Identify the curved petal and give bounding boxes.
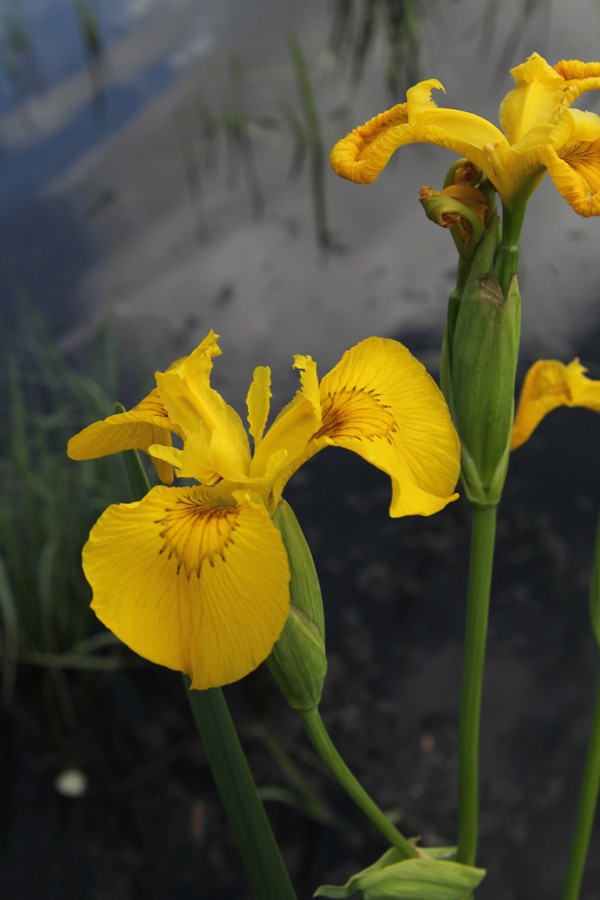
[304,338,460,516]
[67,387,179,484]
[330,80,505,187]
[329,102,410,184]
[553,59,600,108]
[542,109,600,216]
[500,53,568,143]
[84,485,290,689]
[511,359,600,450]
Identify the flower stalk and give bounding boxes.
[562,515,600,900]
[298,707,419,859]
[186,683,298,900]
[561,670,600,900]
[456,505,497,866]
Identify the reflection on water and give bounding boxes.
[0,0,599,407]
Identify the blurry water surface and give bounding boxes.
[1,0,599,407]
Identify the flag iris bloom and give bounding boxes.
[68,332,460,690]
[330,53,600,216]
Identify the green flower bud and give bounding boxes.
[419,184,487,259]
[268,500,327,711]
[449,273,521,507]
[443,157,483,189]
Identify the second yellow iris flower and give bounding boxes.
[330,53,600,216]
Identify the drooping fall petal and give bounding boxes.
[542,109,600,216]
[67,387,179,484]
[511,359,600,450]
[83,485,290,689]
[285,338,460,516]
[330,81,505,188]
[552,59,600,108]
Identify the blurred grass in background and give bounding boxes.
[0,306,134,716]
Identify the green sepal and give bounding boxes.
[451,273,520,507]
[314,850,486,899]
[268,500,327,711]
[590,514,600,651]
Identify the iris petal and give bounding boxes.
[500,54,567,143]
[156,333,252,482]
[312,337,460,516]
[553,59,600,107]
[246,366,272,449]
[84,485,290,689]
[67,387,178,484]
[330,83,505,188]
[511,359,600,450]
[250,356,322,501]
[543,109,600,216]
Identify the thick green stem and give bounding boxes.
[561,670,600,900]
[186,682,297,900]
[494,203,526,295]
[457,504,498,867]
[298,707,418,859]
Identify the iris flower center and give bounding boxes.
[157,488,239,577]
[316,388,397,443]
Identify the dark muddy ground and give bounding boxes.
[2,347,600,900]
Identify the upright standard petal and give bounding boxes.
[83,485,290,689]
[67,387,179,484]
[511,359,600,449]
[309,338,460,516]
[499,53,568,144]
[156,333,252,483]
[154,331,222,434]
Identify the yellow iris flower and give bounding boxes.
[511,358,600,450]
[68,331,460,690]
[330,53,600,216]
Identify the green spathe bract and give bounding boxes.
[268,500,327,710]
[450,273,521,507]
[314,851,486,899]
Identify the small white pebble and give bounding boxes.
[54,767,88,798]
